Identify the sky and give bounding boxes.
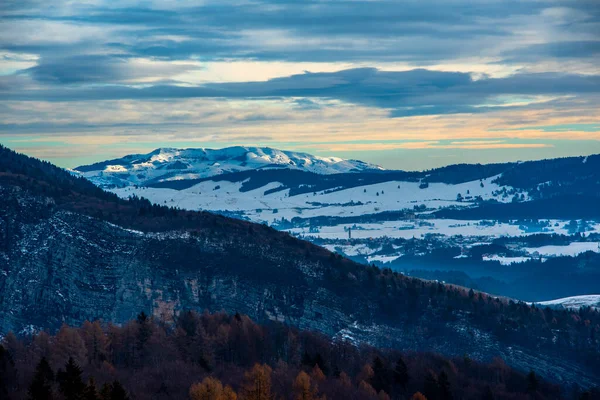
[0,0,599,170]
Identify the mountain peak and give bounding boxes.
[75,146,383,188]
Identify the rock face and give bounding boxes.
[1,145,600,387]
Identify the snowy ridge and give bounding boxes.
[76,146,383,188]
[535,295,600,309]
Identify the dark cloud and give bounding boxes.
[23,54,201,84]
[4,68,600,117]
[25,55,129,84]
[502,41,600,61]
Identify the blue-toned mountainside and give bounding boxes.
[1,144,600,387]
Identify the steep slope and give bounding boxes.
[75,146,382,188]
[1,145,600,387]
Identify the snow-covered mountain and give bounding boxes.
[536,295,600,310]
[75,146,383,188]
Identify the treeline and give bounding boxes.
[492,155,600,199]
[435,195,600,220]
[1,311,584,400]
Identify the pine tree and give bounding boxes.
[526,370,539,394]
[99,383,112,400]
[481,386,494,400]
[371,356,391,393]
[423,371,439,400]
[393,357,409,389]
[0,344,17,398]
[28,357,54,400]
[136,312,151,346]
[56,357,85,400]
[110,381,129,400]
[83,377,100,400]
[438,371,452,400]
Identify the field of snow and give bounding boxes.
[524,242,600,257]
[287,219,586,240]
[111,174,517,224]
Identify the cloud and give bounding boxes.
[299,140,554,152]
[3,0,598,66]
[502,41,600,62]
[5,68,600,118]
[24,55,202,84]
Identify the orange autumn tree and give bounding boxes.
[411,392,428,400]
[241,364,272,400]
[190,377,237,400]
[292,371,320,400]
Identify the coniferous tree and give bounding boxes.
[28,357,54,400]
[56,357,85,400]
[438,371,452,400]
[110,381,129,400]
[371,356,391,394]
[393,357,409,389]
[481,386,494,400]
[0,345,17,398]
[527,370,539,394]
[423,371,439,400]
[99,383,112,400]
[83,377,100,400]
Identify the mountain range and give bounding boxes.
[1,144,600,388]
[74,146,382,188]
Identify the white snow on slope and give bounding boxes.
[536,295,600,309]
[111,174,513,223]
[77,146,382,187]
[524,242,600,257]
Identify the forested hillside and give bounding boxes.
[1,311,578,400]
